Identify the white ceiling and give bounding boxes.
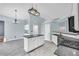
[0,3,73,21]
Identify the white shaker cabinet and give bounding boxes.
[24,35,44,52]
[52,35,58,45]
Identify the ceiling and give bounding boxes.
[0,3,73,21]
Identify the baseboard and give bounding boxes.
[4,37,24,42]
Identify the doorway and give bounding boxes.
[0,21,4,42]
[45,24,51,41]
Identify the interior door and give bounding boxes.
[33,25,38,35]
[45,24,51,41]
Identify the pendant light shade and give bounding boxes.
[28,7,40,16]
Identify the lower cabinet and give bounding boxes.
[24,36,44,52]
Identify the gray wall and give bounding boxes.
[5,18,26,41]
[51,17,69,33]
[0,15,27,41]
[29,14,45,35]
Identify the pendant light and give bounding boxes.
[28,4,40,16]
[14,9,18,24]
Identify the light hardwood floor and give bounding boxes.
[0,39,57,56]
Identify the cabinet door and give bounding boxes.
[28,36,44,52]
[24,38,29,52]
[52,35,57,45]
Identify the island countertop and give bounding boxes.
[24,34,44,38]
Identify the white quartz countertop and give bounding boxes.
[24,34,44,38]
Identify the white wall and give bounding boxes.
[72,4,79,30]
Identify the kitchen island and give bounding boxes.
[24,34,45,52]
